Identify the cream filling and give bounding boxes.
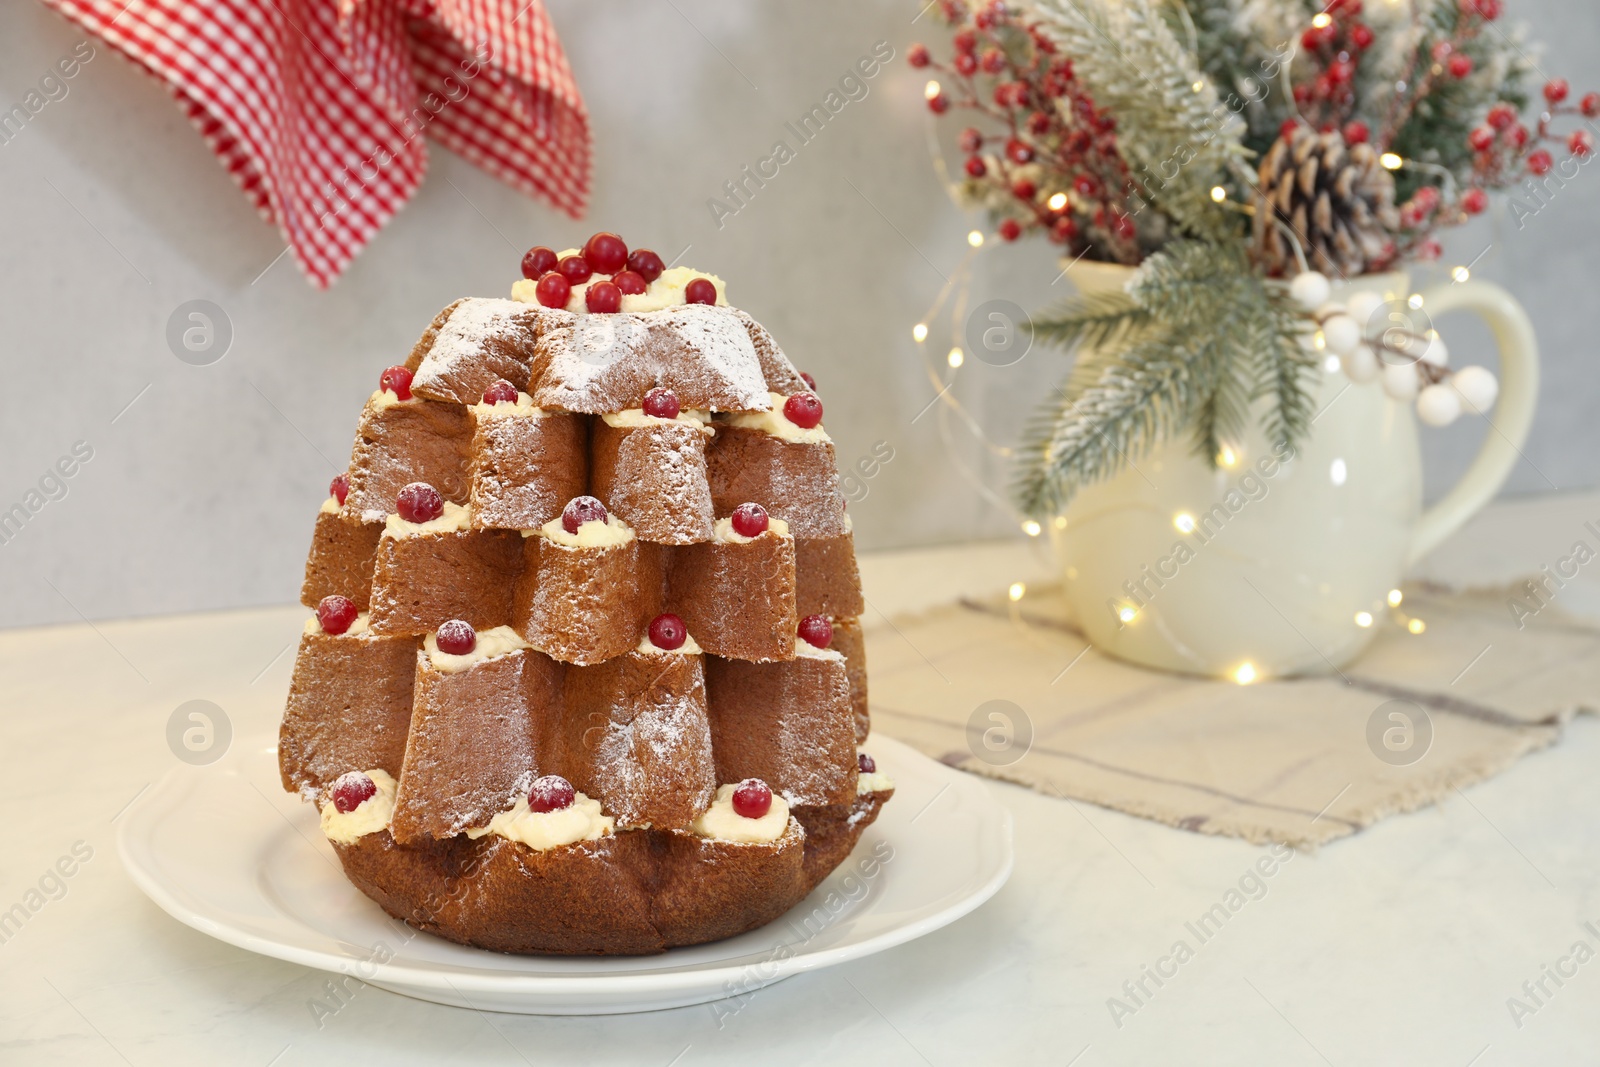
[384,501,471,539]
[467,792,614,851]
[510,262,727,315]
[319,769,397,844]
[724,392,831,444]
[540,514,635,548]
[320,496,340,515]
[424,625,529,673]
[304,612,372,638]
[638,630,704,656]
[856,748,894,795]
[601,407,711,429]
[858,770,895,795]
[469,392,542,418]
[370,388,405,411]
[794,640,844,662]
[690,783,790,844]
[712,514,791,545]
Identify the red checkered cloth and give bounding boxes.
[42,0,590,287]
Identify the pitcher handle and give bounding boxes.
[1406,280,1540,566]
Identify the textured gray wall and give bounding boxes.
[0,1,1595,628]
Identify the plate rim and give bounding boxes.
[117,734,1013,998]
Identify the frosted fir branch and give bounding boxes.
[1031,0,1248,241]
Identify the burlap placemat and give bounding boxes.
[866,582,1600,848]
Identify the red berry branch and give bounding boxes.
[910,0,1146,263]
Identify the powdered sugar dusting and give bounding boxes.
[414,299,573,404]
[530,304,774,414]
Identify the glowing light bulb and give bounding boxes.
[1387,589,1403,607]
[912,322,928,343]
[1022,519,1042,537]
[1408,618,1426,634]
[947,347,965,368]
[1174,512,1197,533]
[1210,185,1227,203]
[1324,354,1341,373]
[1053,515,1068,530]
[1452,266,1470,283]
[1192,80,1205,92]
[1218,445,1238,468]
[1408,293,1425,310]
[1118,605,1138,623]
[1008,582,1026,601]
[1234,662,1258,685]
[924,80,941,101]
[1355,611,1374,628]
[1380,152,1404,170]
[1311,12,1333,27]
[1047,192,1068,211]
[968,230,985,248]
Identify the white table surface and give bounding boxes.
[4,493,1600,1066]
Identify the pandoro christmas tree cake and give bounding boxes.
[279,233,893,956]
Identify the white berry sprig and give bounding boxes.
[1290,271,1499,427]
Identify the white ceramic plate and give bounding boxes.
[118,733,1012,1015]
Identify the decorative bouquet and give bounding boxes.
[909,0,1593,515]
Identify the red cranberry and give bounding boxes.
[1448,54,1473,79]
[999,218,1022,241]
[731,778,773,819]
[528,774,576,813]
[317,595,358,635]
[1461,188,1489,214]
[379,365,413,401]
[648,612,687,650]
[330,771,376,814]
[957,127,983,153]
[1571,130,1595,157]
[800,371,817,391]
[521,246,558,279]
[1012,177,1037,200]
[953,28,976,53]
[858,753,877,774]
[1343,121,1370,145]
[907,43,930,68]
[582,232,629,274]
[627,248,665,282]
[953,52,977,76]
[1545,78,1570,105]
[558,255,592,285]
[928,93,949,115]
[684,278,717,305]
[1468,126,1494,152]
[395,482,444,524]
[980,47,1006,74]
[436,619,477,655]
[1528,149,1554,176]
[783,392,823,429]
[798,614,833,649]
[964,156,987,178]
[329,473,350,506]
[730,502,769,538]
[1487,102,1517,130]
[586,280,622,314]
[535,272,572,309]
[1350,23,1374,49]
[613,269,647,295]
[1582,92,1600,118]
[1005,138,1034,164]
[482,379,518,405]
[642,387,680,420]
[562,495,607,534]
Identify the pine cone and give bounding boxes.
[1254,128,1400,278]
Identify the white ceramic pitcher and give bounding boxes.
[1052,262,1539,680]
